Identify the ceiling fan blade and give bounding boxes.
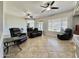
[29,16,34,20]
[27,13,30,16]
[41,2,50,8]
[30,16,33,19]
[41,9,46,13]
[50,1,55,6]
[40,5,48,8]
[46,2,50,7]
[51,7,59,9]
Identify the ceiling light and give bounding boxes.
[27,16,30,18]
[47,7,51,11]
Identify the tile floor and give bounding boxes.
[5,36,76,58]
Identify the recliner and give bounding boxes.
[57,28,73,40]
[27,28,42,38]
[9,28,27,43]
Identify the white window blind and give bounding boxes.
[48,18,68,32]
[37,22,43,31]
[26,20,35,28]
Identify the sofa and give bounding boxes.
[9,28,27,43]
[27,28,42,38]
[57,28,73,40]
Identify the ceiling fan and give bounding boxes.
[41,1,59,13]
[24,11,35,20]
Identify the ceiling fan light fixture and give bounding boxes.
[27,16,30,18]
[47,7,51,11]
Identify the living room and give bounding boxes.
[0,1,79,58]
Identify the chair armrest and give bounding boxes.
[21,33,26,35]
[19,33,26,36]
[38,31,42,32]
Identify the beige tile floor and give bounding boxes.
[5,36,76,58]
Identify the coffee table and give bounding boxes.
[3,37,22,55]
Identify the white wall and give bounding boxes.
[0,1,3,58]
[3,13,26,37]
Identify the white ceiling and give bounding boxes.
[5,1,76,19]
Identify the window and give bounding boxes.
[26,20,35,28]
[37,22,43,31]
[48,18,68,32]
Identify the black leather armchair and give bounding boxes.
[9,28,27,43]
[57,28,73,40]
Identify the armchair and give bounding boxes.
[27,28,42,38]
[57,28,73,40]
[9,28,27,43]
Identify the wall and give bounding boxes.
[3,13,26,37]
[0,1,3,58]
